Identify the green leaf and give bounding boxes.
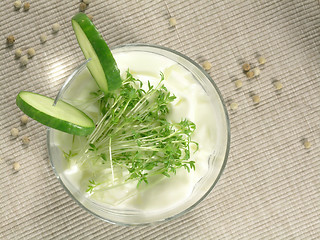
[100,153,107,161]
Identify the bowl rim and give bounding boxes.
[47,43,230,226]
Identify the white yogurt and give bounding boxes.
[55,50,216,212]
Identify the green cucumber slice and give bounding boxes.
[71,13,122,93]
[16,91,95,136]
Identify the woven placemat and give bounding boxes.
[0,0,319,239]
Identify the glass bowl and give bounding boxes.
[47,44,230,225]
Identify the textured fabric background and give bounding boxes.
[0,0,319,239]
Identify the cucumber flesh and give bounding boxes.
[72,13,122,93]
[16,91,95,136]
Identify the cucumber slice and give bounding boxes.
[71,13,122,93]
[16,91,95,136]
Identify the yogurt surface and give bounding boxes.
[54,50,217,212]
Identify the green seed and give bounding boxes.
[20,56,28,66]
[79,2,87,12]
[242,63,250,71]
[14,1,22,10]
[202,61,212,70]
[20,115,29,125]
[52,23,61,32]
[10,128,19,137]
[253,67,260,76]
[23,2,30,11]
[252,94,260,104]
[234,79,243,89]
[15,48,22,58]
[258,56,266,65]
[27,48,36,58]
[40,33,47,43]
[13,162,21,171]
[22,136,30,145]
[230,102,238,110]
[7,35,15,45]
[169,17,177,27]
[303,140,311,149]
[274,81,283,90]
[246,71,254,79]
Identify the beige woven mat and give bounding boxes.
[0,0,319,239]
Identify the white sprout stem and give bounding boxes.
[95,100,131,146]
[88,96,122,143]
[109,137,114,183]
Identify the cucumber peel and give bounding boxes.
[16,91,95,136]
[71,13,122,93]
